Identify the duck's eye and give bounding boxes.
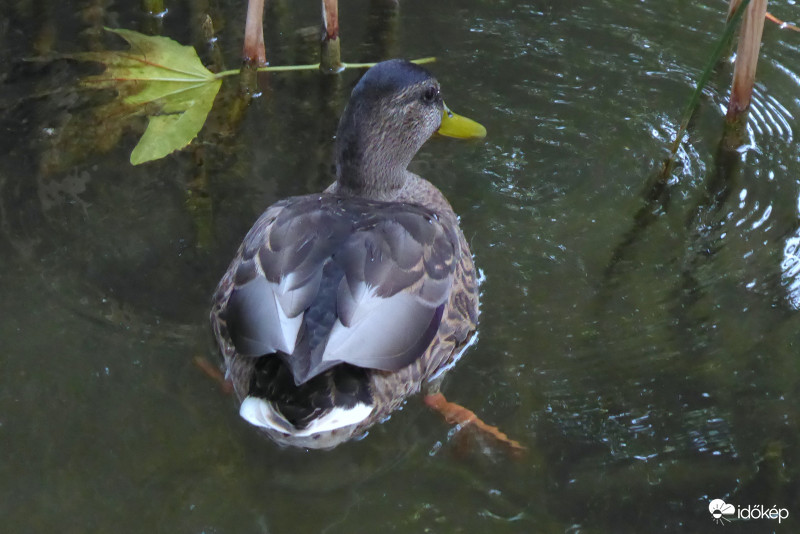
[421,86,439,105]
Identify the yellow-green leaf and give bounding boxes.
[78,28,221,165]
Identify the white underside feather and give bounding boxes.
[239,396,374,436]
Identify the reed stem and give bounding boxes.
[727,0,767,121]
[320,0,343,73]
[243,0,266,66]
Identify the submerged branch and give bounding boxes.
[601,2,752,280]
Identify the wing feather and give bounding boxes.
[218,195,459,384]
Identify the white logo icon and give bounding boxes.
[709,499,736,525]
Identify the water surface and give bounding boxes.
[2,1,799,532]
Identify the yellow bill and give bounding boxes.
[437,102,487,139]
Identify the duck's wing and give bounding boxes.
[218,195,459,385]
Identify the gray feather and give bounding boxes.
[325,283,437,371]
[219,194,459,384]
[225,276,302,356]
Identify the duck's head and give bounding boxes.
[335,59,486,196]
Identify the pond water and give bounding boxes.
[2,0,799,532]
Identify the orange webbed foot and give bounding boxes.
[193,356,234,394]
[424,393,526,458]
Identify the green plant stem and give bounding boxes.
[214,57,436,79]
[662,0,750,178]
[346,57,436,68]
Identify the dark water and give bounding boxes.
[2,1,799,532]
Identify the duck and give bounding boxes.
[210,59,486,449]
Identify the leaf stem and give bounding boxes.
[213,57,436,79]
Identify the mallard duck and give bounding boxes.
[210,59,486,449]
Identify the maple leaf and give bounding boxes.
[73,28,435,166]
[78,28,221,165]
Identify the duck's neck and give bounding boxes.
[333,105,417,199]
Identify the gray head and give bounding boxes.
[334,60,446,196]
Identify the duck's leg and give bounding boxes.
[423,392,526,457]
[193,356,234,394]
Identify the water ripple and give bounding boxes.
[717,84,795,143]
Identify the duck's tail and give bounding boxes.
[239,396,373,436]
[239,356,374,437]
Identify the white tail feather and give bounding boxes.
[239,396,373,437]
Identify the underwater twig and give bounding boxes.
[674,1,768,319]
[601,1,750,281]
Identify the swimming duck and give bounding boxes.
[210,59,486,449]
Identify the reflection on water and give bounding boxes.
[782,227,800,310]
[2,0,800,532]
